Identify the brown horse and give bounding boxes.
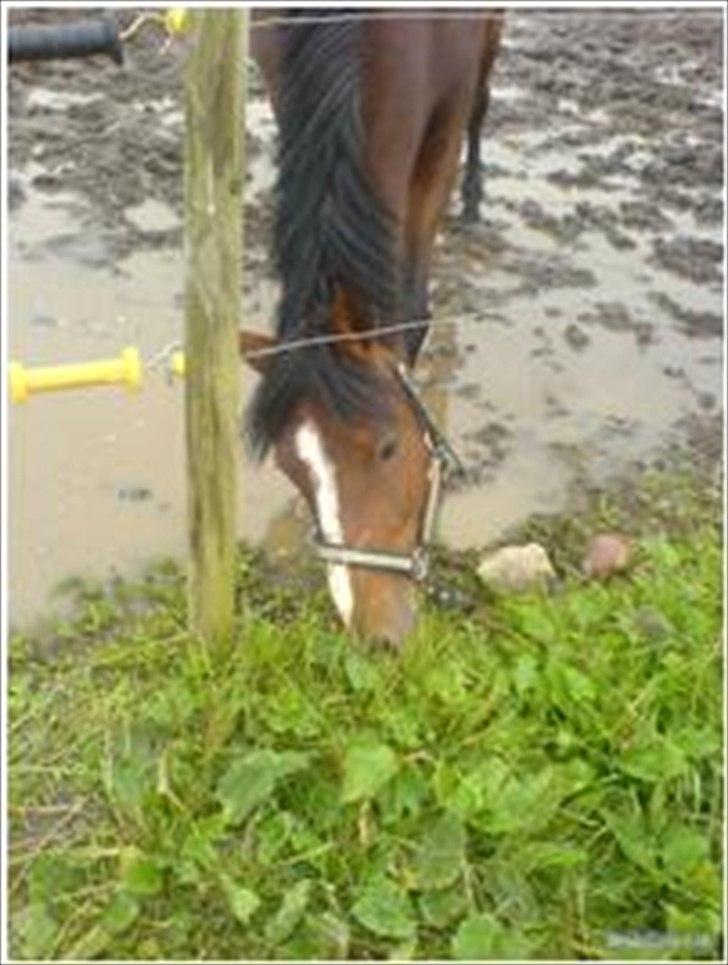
[242,9,503,646]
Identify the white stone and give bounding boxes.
[477,543,556,593]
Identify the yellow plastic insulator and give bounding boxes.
[9,347,142,404]
[165,8,192,37]
[170,350,186,378]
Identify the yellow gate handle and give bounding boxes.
[170,350,185,377]
[9,346,142,403]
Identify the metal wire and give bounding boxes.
[248,8,722,30]
[143,315,460,376]
[243,316,435,360]
[250,11,507,29]
[144,339,182,372]
[119,12,165,43]
[117,6,723,48]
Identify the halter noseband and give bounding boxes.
[312,363,464,582]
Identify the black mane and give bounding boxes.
[247,8,400,457]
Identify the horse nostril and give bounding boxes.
[366,632,404,652]
[377,434,398,462]
[355,600,415,651]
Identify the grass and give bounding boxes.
[7,469,724,961]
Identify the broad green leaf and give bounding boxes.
[452,912,531,960]
[665,902,721,937]
[384,706,423,748]
[557,757,597,792]
[522,841,588,871]
[645,538,681,569]
[105,738,155,816]
[452,913,530,962]
[418,886,468,929]
[179,820,221,877]
[546,658,595,707]
[64,924,114,961]
[65,895,139,963]
[18,902,57,960]
[344,651,381,693]
[100,890,140,934]
[388,938,417,960]
[621,735,687,783]
[256,810,295,863]
[561,664,596,703]
[447,773,485,819]
[341,740,398,803]
[431,761,462,808]
[265,879,312,945]
[220,876,260,924]
[481,864,539,921]
[351,877,416,940]
[379,766,429,821]
[486,765,564,835]
[423,665,466,702]
[277,931,326,960]
[516,608,556,642]
[675,725,719,761]
[119,846,163,897]
[569,589,610,626]
[218,749,309,824]
[29,852,81,905]
[684,860,722,907]
[432,758,494,818]
[606,811,658,871]
[308,912,350,958]
[412,811,466,889]
[452,913,502,960]
[664,904,721,956]
[511,653,539,696]
[264,688,320,738]
[661,825,709,877]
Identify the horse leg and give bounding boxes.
[460,82,489,224]
[461,12,504,225]
[403,98,471,363]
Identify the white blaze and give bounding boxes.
[294,421,354,627]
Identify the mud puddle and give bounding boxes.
[6,8,723,627]
[7,178,298,627]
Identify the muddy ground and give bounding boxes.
[6,7,724,626]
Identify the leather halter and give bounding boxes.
[312,363,464,582]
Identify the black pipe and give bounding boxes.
[7,19,123,66]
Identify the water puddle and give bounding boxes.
[8,247,294,627]
[125,197,180,233]
[7,86,723,628]
[26,88,103,112]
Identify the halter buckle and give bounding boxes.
[410,547,430,582]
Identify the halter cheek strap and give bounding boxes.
[311,363,464,582]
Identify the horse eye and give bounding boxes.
[378,436,397,461]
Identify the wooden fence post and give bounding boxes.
[183,9,246,651]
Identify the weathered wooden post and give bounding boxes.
[183,9,246,651]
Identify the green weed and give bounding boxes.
[7,473,723,960]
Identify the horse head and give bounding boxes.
[241,329,446,648]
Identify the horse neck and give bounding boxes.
[273,12,399,344]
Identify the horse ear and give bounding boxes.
[403,327,428,368]
[238,329,276,374]
[384,331,424,369]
